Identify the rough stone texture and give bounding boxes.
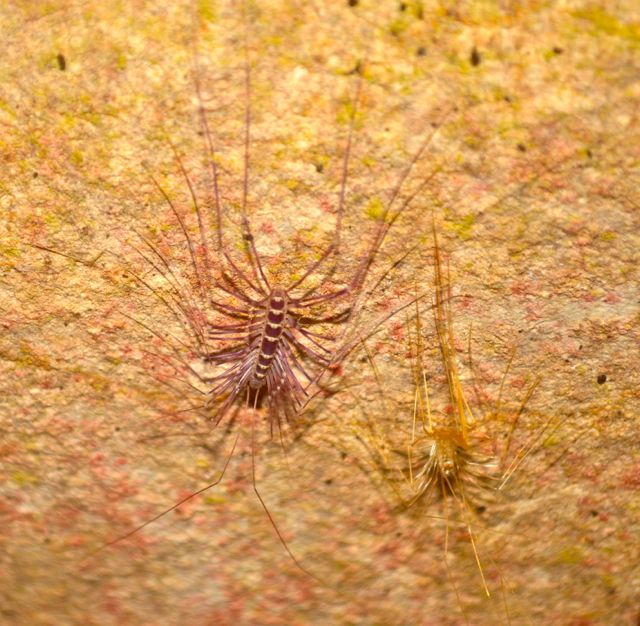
[1,1,639,625]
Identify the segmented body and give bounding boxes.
[408,427,495,501]
[201,275,335,422]
[249,289,287,389]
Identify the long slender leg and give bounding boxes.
[94,402,251,553]
[193,42,266,300]
[249,393,337,595]
[287,73,365,294]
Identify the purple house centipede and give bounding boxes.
[102,33,451,582]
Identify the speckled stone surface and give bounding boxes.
[1,1,639,625]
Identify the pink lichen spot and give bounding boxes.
[621,464,640,490]
[510,281,541,296]
[566,618,596,626]
[389,321,405,342]
[259,221,276,234]
[176,490,199,508]
[318,196,333,213]
[89,453,105,466]
[192,513,208,526]
[474,361,502,384]
[454,528,473,543]
[561,220,584,237]
[66,535,86,547]
[458,296,474,310]
[370,501,391,526]
[510,376,525,389]
[524,302,545,322]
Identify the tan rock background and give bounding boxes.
[1,1,639,624]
